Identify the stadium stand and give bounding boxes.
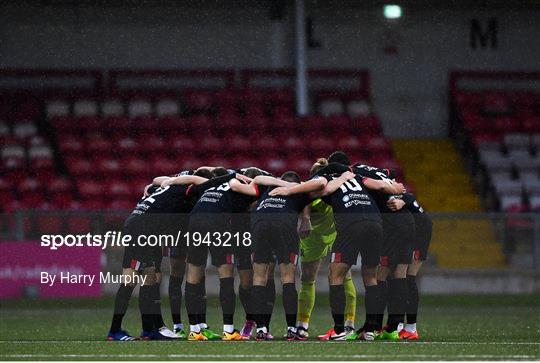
[450,71,540,213]
[1,68,406,220]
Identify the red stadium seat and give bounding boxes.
[183,89,215,111]
[116,136,139,155]
[241,88,266,106]
[308,136,334,156]
[123,157,148,177]
[511,91,538,109]
[363,136,393,158]
[108,199,134,210]
[494,116,522,133]
[272,114,298,134]
[245,114,268,131]
[483,91,511,115]
[269,88,294,106]
[521,114,540,133]
[159,116,187,133]
[109,180,132,199]
[325,115,352,134]
[150,157,179,175]
[140,135,166,154]
[337,135,362,153]
[87,133,113,156]
[97,158,122,177]
[262,156,287,175]
[273,104,295,119]
[104,116,131,131]
[58,135,85,156]
[217,112,242,133]
[455,91,484,108]
[283,136,306,154]
[77,180,105,200]
[66,158,94,177]
[188,115,214,135]
[167,135,196,157]
[254,136,279,156]
[354,116,383,135]
[215,88,238,107]
[179,157,202,171]
[19,177,45,208]
[288,158,313,176]
[227,135,251,155]
[77,116,102,132]
[200,136,223,156]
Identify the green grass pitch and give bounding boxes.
[1,294,539,361]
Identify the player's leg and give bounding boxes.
[378,215,414,340]
[264,261,276,337]
[400,259,421,340]
[401,216,432,340]
[328,261,351,340]
[357,221,383,341]
[280,262,302,340]
[139,265,167,339]
[215,248,241,340]
[343,269,357,330]
[251,262,271,340]
[375,264,390,331]
[184,248,209,341]
[298,234,333,340]
[250,221,275,341]
[297,259,320,335]
[237,250,256,339]
[107,267,137,341]
[169,256,186,338]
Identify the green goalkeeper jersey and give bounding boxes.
[301,198,337,246]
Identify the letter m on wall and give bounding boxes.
[470,18,498,49]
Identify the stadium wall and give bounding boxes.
[0,1,538,137]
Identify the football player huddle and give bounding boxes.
[106,150,432,342]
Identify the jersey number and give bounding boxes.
[145,186,170,204]
[339,178,363,192]
[217,183,231,191]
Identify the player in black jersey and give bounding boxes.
[149,167,218,338]
[106,171,212,341]
[328,151,416,340]
[387,193,432,340]
[180,168,262,341]
[230,166,276,339]
[270,166,405,341]
[246,171,311,341]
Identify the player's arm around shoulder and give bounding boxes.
[320,171,355,196]
[229,178,260,197]
[160,175,209,188]
[363,177,406,195]
[269,177,327,197]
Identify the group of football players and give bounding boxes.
[106,150,432,342]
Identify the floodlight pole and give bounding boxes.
[294,0,309,116]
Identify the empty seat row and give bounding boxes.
[455,90,540,115]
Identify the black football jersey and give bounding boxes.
[252,185,312,230]
[189,174,257,216]
[318,174,381,229]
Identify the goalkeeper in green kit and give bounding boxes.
[295,158,358,340]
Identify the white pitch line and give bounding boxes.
[2,354,538,359]
[1,340,539,345]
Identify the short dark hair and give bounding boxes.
[212,167,229,177]
[281,171,301,184]
[328,150,351,166]
[147,185,160,195]
[243,167,263,179]
[194,168,214,179]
